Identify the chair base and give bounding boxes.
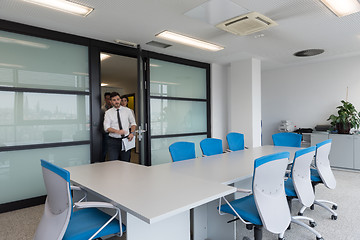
[299,199,338,219]
[279,216,323,240]
[244,224,263,240]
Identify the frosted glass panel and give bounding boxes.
[151,99,207,135]
[150,59,206,99]
[0,91,89,146]
[151,135,207,165]
[0,144,90,204]
[0,30,89,91]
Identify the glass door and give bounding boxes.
[147,57,210,165]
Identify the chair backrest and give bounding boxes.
[272,132,302,147]
[315,139,336,189]
[253,152,291,234]
[226,132,244,151]
[291,146,316,207]
[34,160,72,240]
[169,141,196,162]
[200,138,223,156]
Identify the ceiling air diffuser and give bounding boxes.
[216,12,277,36]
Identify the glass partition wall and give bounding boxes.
[149,59,210,165]
[0,30,90,206]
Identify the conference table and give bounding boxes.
[66,145,300,240]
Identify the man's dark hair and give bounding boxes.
[110,92,120,99]
[104,92,111,98]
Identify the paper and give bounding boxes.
[122,136,136,152]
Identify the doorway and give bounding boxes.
[100,52,140,164]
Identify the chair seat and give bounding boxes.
[311,169,322,183]
[284,178,297,197]
[63,208,126,240]
[219,195,262,226]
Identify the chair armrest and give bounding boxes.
[74,201,118,210]
[74,201,124,238]
[71,185,87,204]
[236,188,252,193]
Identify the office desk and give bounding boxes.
[66,145,300,240]
[66,161,235,240]
[153,145,300,240]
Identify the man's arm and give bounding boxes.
[128,125,136,141]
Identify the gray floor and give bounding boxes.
[1,169,359,240]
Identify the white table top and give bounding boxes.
[66,145,300,224]
[153,145,301,185]
[66,161,236,224]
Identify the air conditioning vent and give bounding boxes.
[216,12,277,36]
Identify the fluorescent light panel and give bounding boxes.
[156,31,224,51]
[320,0,360,17]
[23,0,93,17]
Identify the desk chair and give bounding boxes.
[226,132,245,151]
[34,160,125,240]
[272,132,302,147]
[200,138,223,156]
[218,152,291,240]
[169,141,196,162]
[299,139,338,220]
[281,147,323,240]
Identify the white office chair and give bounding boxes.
[34,160,125,240]
[218,152,291,240]
[299,139,338,219]
[280,146,323,240]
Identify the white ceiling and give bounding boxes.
[1,0,360,71]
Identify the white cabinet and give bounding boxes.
[311,133,329,146]
[311,133,359,170]
[353,135,360,170]
[329,134,354,169]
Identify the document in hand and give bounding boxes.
[122,136,136,152]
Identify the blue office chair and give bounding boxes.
[34,160,126,240]
[299,139,338,220]
[272,132,302,147]
[226,132,245,151]
[200,138,223,156]
[169,141,196,162]
[281,147,323,240]
[218,152,291,240]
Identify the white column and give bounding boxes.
[211,63,229,149]
[228,58,261,147]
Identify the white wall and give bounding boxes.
[211,63,228,149]
[262,55,360,145]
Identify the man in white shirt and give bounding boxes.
[104,92,136,162]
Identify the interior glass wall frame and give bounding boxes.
[0,22,92,211]
[146,52,210,165]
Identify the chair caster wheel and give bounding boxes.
[278,238,285,240]
[316,237,324,240]
[332,205,337,210]
[310,205,314,210]
[331,215,337,220]
[298,212,303,216]
[309,221,317,228]
[243,237,251,240]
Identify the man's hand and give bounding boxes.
[128,133,134,141]
[117,129,126,135]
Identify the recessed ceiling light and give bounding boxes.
[156,31,224,52]
[293,49,324,57]
[100,53,111,61]
[23,0,94,17]
[101,83,108,86]
[320,0,360,17]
